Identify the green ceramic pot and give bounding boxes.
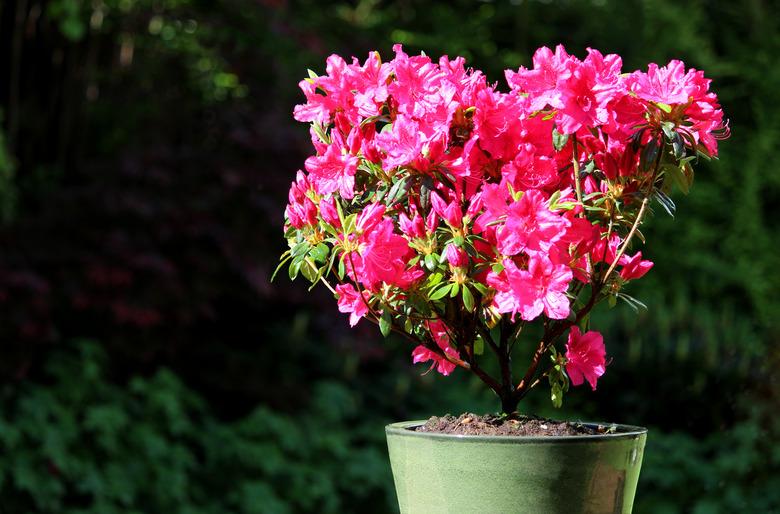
[386,420,647,514]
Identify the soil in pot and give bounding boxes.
[415,412,610,437]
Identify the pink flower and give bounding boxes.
[294,54,357,124]
[619,251,654,280]
[628,60,693,105]
[398,211,427,239]
[503,154,559,191]
[487,256,572,321]
[359,218,413,287]
[556,49,623,134]
[335,283,370,327]
[285,171,317,228]
[304,133,359,199]
[351,51,392,118]
[519,255,573,320]
[388,44,446,119]
[376,114,428,170]
[430,193,463,228]
[565,326,606,390]
[497,190,570,256]
[474,88,523,161]
[411,320,459,375]
[505,44,572,111]
[356,202,386,233]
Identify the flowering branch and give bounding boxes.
[602,196,651,284]
[279,44,728,414]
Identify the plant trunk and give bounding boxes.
[500,392,519,415]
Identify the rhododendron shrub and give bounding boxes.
[277,45,728,414]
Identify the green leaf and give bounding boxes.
[271,254,293,282]
[450,283,460,297]
[662,164,689,195]
[291,241,310,259]
[671,132,685,160]
[552,127,569,151]
[288,261,301,281]
[343,214,357,235]
[312,122,330,144]
[379,311,392,337]
[473,336,484,356]
[424,253,438,271]
[386,177,408,205]
[309,243,330,264]
[429,284,452,301]
[427,272,444,288]
[472,282,488,295]
[462,286,475,312]
[640,139,659,172]
[661,121,676,140]
[491,263,504,274]
[550,383,563,408]
[617,293,648,312]
[654,189,676,217]
[300,259,318,283]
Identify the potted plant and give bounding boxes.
[276,44,727,513]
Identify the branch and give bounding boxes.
[601,196,650,284]
[571,136,593,274]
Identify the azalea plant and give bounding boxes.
[276,45,727,414]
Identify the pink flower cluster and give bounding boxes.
[284,45,726,393]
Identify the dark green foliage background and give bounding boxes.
[0,0,778,512]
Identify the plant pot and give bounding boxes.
[386,420,647,514]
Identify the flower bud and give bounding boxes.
[319,197,341,227]
[444,243,469,268]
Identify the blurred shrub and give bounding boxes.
[1,340,777,513]
[0,123,16,223]
[0,341,395,513]
[636,398,780,514]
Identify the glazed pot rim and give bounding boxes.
[386,420,647,443]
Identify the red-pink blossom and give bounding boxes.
[505,45,572,111]
[304,133,359,199]
[628,60,693,105]
[503,154,559,191]
[359,218,413,287]
[285,171,318,228]
[487,256,572,321]
[565,326,606,390]
[335,283,370,327]
[619,251,654,280]
[497,190,570,256]
[376,115,429,170]
[556,49,623,134]
[411,320,459,375]
[430,193,463,228]
[356,203,386,233]
[474,88,524,161]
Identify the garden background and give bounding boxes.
[0,0,778,512]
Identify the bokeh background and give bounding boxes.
[1,0,778,512]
